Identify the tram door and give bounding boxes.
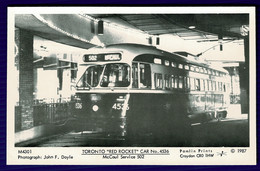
[132,62,151,89]
[129,62,152,136]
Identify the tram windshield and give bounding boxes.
[76,65,104,88]
[76,63,130,88]
[101,63,130,87]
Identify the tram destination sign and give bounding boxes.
[83,53,121,62]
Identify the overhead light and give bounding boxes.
[148,37,152,45]
[156,37,160,45]
[189,26,196,29]
[220,44,223,51]
[90,20,95,34]
[218,34,223,51]
[97,20,104,35]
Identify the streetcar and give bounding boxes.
[73,43,230,145]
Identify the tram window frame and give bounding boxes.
[204,68,208,74]
[199,67,204,73]
[184,64,189,70]
[165,60,170,66]
[212,81,216,91]
[204,80,209,91]
[100,63,131,88]
[195,79,200,91]
[223,83,226,92]
[184,76,190,90]
[218,82,223,91]
[200,79,205,91]
[132,63,138,88]
[164,74,171,90]
[190,77,195,90]
[171,75,177,89]
[77,65,104,88]
[171,62,177,67]
[208,80,212,91]
[154,73,163,89]
[154,58,162,64]
[178,64,183,69]
[178,76,183,89]
[170,75,174,88]
[187,77,190,90]
[139,63,152,89]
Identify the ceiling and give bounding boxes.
[15,14,95,50]
[89,14,249,41]
[15,14,249,50]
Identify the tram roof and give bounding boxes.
[84,43,228,73]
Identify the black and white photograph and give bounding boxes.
[7,7,256,165]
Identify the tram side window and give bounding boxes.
[184,76,190,90]
[204,80,208,91]
[218,82,223,91]
[190,78,195,90]
[208,80,212,91]
[178,76,183,89]
[212,81,216,91]
[200,79,205,91]
[154,73,163,89]
[164,74,171,90]
[178,64,183,69]
[203,68,208,74]
[199,67,204,73]
[139,63,151,88]
[172,62,177,67]
[132,63,138,88]
[195,79,200,91]
[171,75,177,89]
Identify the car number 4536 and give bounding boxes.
[112,103,129,110]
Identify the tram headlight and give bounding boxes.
[90,94,101,101]
[92,105,99,112]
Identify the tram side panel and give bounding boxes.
[126,92,154,138]
[127,92,190,144]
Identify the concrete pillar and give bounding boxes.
[239,35,249,114]
[16,28,34,130]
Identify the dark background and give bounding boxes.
[0,0,259,170]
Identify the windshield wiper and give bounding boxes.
[85,81,93,89]
[98,65,107,86]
